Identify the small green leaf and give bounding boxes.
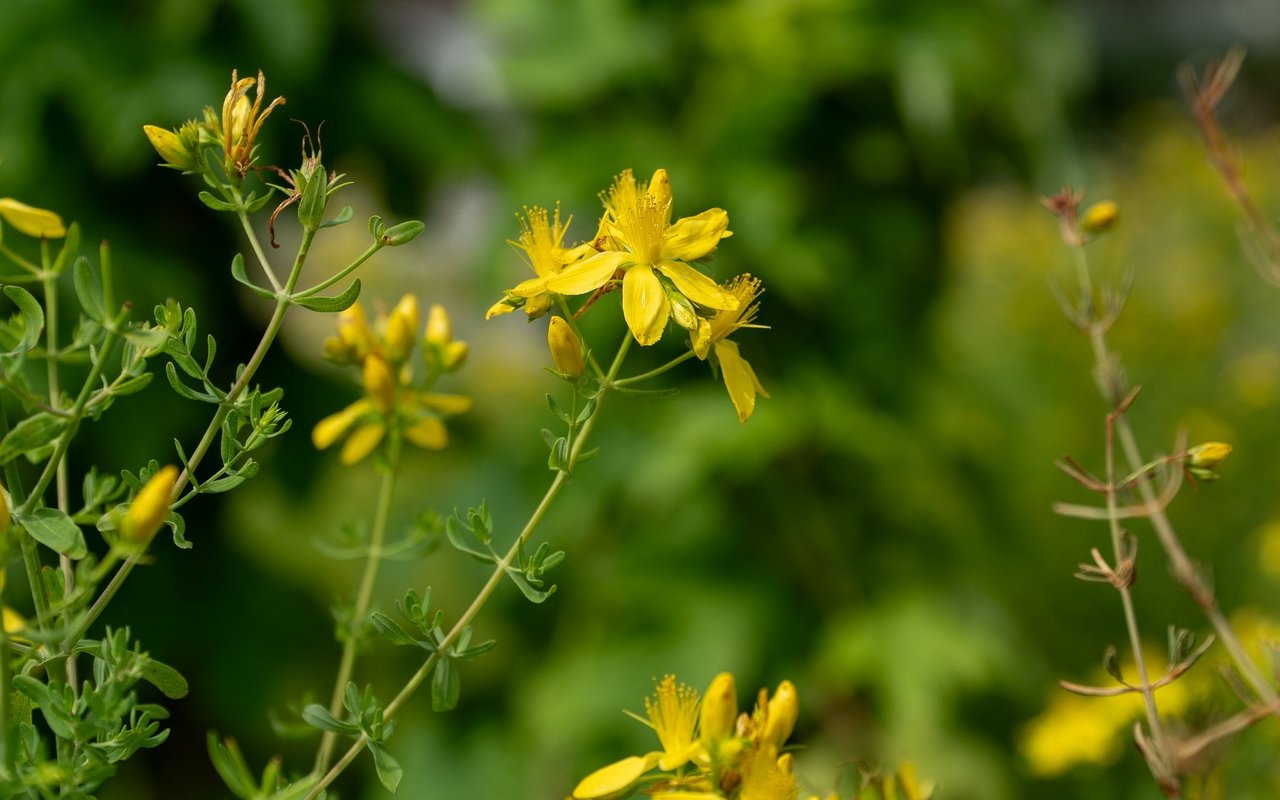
[3,284,44,354]
[208,733,258,800]
[112,372,154,396]
[197,191,237,212]
[19,507,88,559]
[0,412,67,464]
[73,256,104,323]
[230,253,276,300]
[369,742,403,793]
[141,659,190,699]
[200,474,248,494]
[454,639,497,661]
[370,612,423,648]
[51,222,81,276]
[297,166,328,231]
[301,704,361,736]
[505,569,556,604]
[319,205,354,229]
[294,279,361,313]
[368,214,385,239]
[166,362,218,403]
[243,189,276,214]
[431,658,460,712]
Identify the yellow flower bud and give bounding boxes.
[425,303,452,346]
[443,340,469,371]
[384,294,420,362]
[229,93,252,144]
[120,466,179,544]
[1188,441,1232,469]
[404,416,447,450]
[647,168,672,209]
[547,316,584,378]
[761,680,798,749]
[699,672,737,744]
[363,354,397,414]
[1081,200,1119,234]
[143,125,196,170]
[485,298,517,319]
[0,198,66,239]
[336,304,374,361]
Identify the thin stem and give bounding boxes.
[313,450,399,774]
[614,349,696,387]
[294,242,381,299]
[233,187,283,294]
[305,334,634,798]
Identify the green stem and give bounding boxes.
[64,228,316,649]
[313,447,400,774]
[294,242,381,299]
[613,349,696,387]
[233,187,282,294]
[0,242,40,275]
[305,334,633,798]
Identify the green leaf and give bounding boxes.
[18,507,88,559]
[301,704,360,736]
[52,222,81,276]
[369,742,404,793]
[0,412,67,464]
[370,612,424,648]
[165,362,218,403]
[319,205,354,229]
[505,568,556,604]
[454,639,497,661]
[612,385,680,399]
[368,214,385,239]
[243,189,276,214]
[547,436,569,472]
[230,253,276,300]
[197,191,237,212]
[3,284,44,354]
[294,279,361,313]
[200,474,248,494]
[112,372,154,397]
[73,256,104,323]
[208,733,258,800]
[123,325,169,351]
[297,166,328,231]
[140,658,189,699]
[431,659,460,712]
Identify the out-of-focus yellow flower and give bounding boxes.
[1257,519,1280,578]
[0,198,66,239]
[511,169,738,346]
[488,205,594,320]
[574,673,802,800]
[547,316,584,378]
[313,296,471,466]
[692,275,768,423]
[120,466,179,544]
[1187,441,1232,469]
[210,69,285,178]
[1080,200,1119,234]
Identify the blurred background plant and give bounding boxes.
[5,0,1280,797]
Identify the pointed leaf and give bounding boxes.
[0,412,66,464]
[230,253,276,299]
[294,279,361,313]
[369,741,404,793]
[301,704,361,736]
[73,256,104,323]
[319,205,354,229]
[17,507,88,559]
[3,284,44,354]
[197,191,237,212]
[431,658,460,711]
[140,658,189,699]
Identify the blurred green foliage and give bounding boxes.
[6,0,1280,797]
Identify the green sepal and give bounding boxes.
[297,165,328,231]
[230,253,276,299]
[294,279,361,313]
[3,284,44,354]
[0,412,67,464]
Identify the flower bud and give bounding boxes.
[1188,441,1232,469]
[384,294,420,363]
[0,198,66,239]
[761,680,798,749]
[547,316,584,378]
[336,304,374,362]
[143,125,196,171]
[381,220,425,247]
[363,354,397,414]
[120,466,179,544]
[425,304,452,346]
[1081,200,1119,234]
[443,340,469,371]
[699,672,737,744]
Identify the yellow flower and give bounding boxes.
[738,749,799,800]
[514,169,738,346]
[1080,200,1119,234]
[1187,441,1232,469]
[699,672,738,745]
[692,275,768,423]
[120,466,179,544]
[0,198,66,239]
[313,297,471,466]
[142,123,199,171]
[488,205,593,320]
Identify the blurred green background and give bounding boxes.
[5,0,1280,797]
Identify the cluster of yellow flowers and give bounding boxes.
[312,296,471,465]
[572,673,800,800]
[143,69,285,179]
[489,169,768,423]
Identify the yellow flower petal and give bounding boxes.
[544,250,632,296]
[312,400,373,449]
[715,340,768,423]
[363,355,397,414]
[572,754,660,799]
[0,198,66,239]
[120,466,179,544]
[3,607,25,636]
[622,264,670,346]
[341,423,385,465]
[404,416,447,449]
[658,260,738,311]
[661,208,730,262]
[485,299,517,319]
[415,392,473,415]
